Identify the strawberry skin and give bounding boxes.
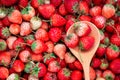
[90,6,102,17]
[43,72,57,80]
[50,0,62,7]
[0,67,9,79]
[71,70,83,80]
[19,0,28,8]
[31,0,43,8]
[1,0,17,6]
[110,34,120,46]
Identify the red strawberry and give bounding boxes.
[32,63,47,78]
[0,39,7,51]
[8,9,22,24]
[0,67,9,79]
[110,34,120,46]
[59,4,68,16]
[13,60,25,72]
[65,14,76,20]
[64,33,79,48]
[0,51,11,66]
[43,72,57,80]
[21,6,35,21]
[57,58,67,68]
[38,4,55,19]
[24,34,35,45]
[106,44,119,60]
[57,68,71,80]
[9,24,20,35]
[96,69,102,78]
[65,19,75,32]
[92,16,106,29]
[71,70,83,80]
[19,0,28,8]
[31,40,47,54]
[64,0,79,14]
[74,60,83,70]
[48,60,61,72]
[35,28,49,42]
[90,67,96,80]
[103,70,115,80]
[50,0,62,7]
[68,62,76,70]
[91,58,101,68]
[105,25,114,33]
[41,21,49,31]
[31,53,43,62]
[92,0,103,5]
[45,41,54,53]
[54,43,66,59]
[100,59,109,70]
[7,73,20,80]
[64,52,76,63]
[51,14,67,27]
[49,27,62,42]
[1,0,17,6]
[102,4,115,18]
[0,27,11,39]
[79,36,94,51]
[115,24,120,35]
[79,15,91,22]
[2,16,11,26]
[74,22,91,37]
[90,6,102,17]
[31,0,43,8]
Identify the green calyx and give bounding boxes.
[38,0,44,4]
[104,37,110,46]
[0,7,8,14]
[21,6,31,14]
[31,63,40,77]
[2,27,11,38]
[99,44,107,48]
[0,41,6,51]
[63,68,71,77]
[109,44,119,52]
[8,7,14,16]
[105,4,115,10]
[72,2,79,13]
[105,75,113,80]
[24,35,35,42]
[24,61,35,73]
[79,42,84,50]
[31,41,37,51]
[14,74,20,80]
[43,53,56,63]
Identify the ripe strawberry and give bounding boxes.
[0,39,7,51]
[9,24,20,35]
[31,40,47,54]
[71,70,83,80]
[31,53,43,62]
[105,25,114,33]
[7,73,20,80]
[106,44,119,60]
[31,0,43,8]
[79,0,89,14]
[110,34,120,46]
[96,69,102,78]
[19,0,28,8]
[92,0,103,5]
[35,28,49,42]
[0,7,8,19]
[103,70,115,80]
[65,14,76,20]
[68,62,76,70]
[24,34,35,45]
[54,43,66,59]
[115,24,120,35]
[48,60,61,72]
[45,41,54,53]
[20,22,32,36]
[38,4,55,19]
[0,27,11,39]
[21,6,35,21]
[90,67,96,80]
[13,60,25,72]
[59,4,68,16]
[74,22,91,37]
[41,21,49,31]
[0,20,4,27]
[57,68,71,80]
[79,36,94,51]
[92,16,106,29]
[65,19,75,32]
[90,6,102,17]
[49,27,62,42]
[2,16,11,26]
[100,58,109,70]
[31,63,47,78]
[64,52,76,63]
[8,9,22,24]
[1,0,17,6]
[28,75,39,80]
[50,0,62,7]
[64,33,79,48]
[74,60,83,70]
[79,15,91,22]
[0,51,11,66]
[91,58,101,68]
[0,67,9,79]
[102,4,115,18]
[57,58,67,68]
[96,44,106,57]
[30,16,42,30]
[43,72,57,80]
[64,0,79,14]
[51,14,67,27]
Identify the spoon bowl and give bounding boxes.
[66,21,100,80]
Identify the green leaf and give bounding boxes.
[21,6,31,14]
[31,63,40,77]
[14,74,19,80]
[31,41,37,51]
[116,11,120,16]
[24,61,35,73]
[38,0,44,4]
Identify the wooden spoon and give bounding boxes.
[66,21,100,80]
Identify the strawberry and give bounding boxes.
[53,43,66,59]
[31,40,47,54]
[41,21,49,31]
[103,70,115,80]
[0,20,4,27]
[21,6,35,21]
[49,27,62,42]
[48,60,61,72]
[64,33,79,48]
[92,16,106,29]
[2,16,11,26]
[24,61,35,73]
[102,4,115,18]
[79,15,91,22]
[38,4,55,19]
[30,16,42,30]
[74,60,83,70]
[31,63,47,78]
[13,60,25,72]
[100,58,109,70]
[31,53,43,62]
[45,41,54,53]
[64,52,76,63]
[31,0,43,8]
[71,70,83,80]
[96,77,105,80]
[51,14,67,27]
[57,68,71,80]
[20,22,32,36]
[59,4,68,16]
[19,0,28,8]
[96,44,106,57]
[68,62,76,70]
[1,0,17,6]
[79,0,89,14]
[110,34,120,46]
[24,34,35,45]
[43,72,57,80]
[50,0,62,7]
[28,75,39,80]
[105,25,114,33]
[64,0,79,14]
[0,27,11,39]
[35,28,49,42]
[115,24,120,35]
[74,22,91,37]
[0,51,11,66]
[0,67,9,79]
[9,24,20,35]
[8,9,22,24]
[96,69,102,78]
[92,0,103,5]
[90,6,102,17]
[65,19,75,32]
[90,67,96,80]
[57,58,67,68]
[0,7,8,19]
[79,36,95,51]
[0,39,7,51]
[106,44,119,60]
[6,73,20,80]
[91,58,101,68]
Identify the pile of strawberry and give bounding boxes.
[0,0,120,80]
